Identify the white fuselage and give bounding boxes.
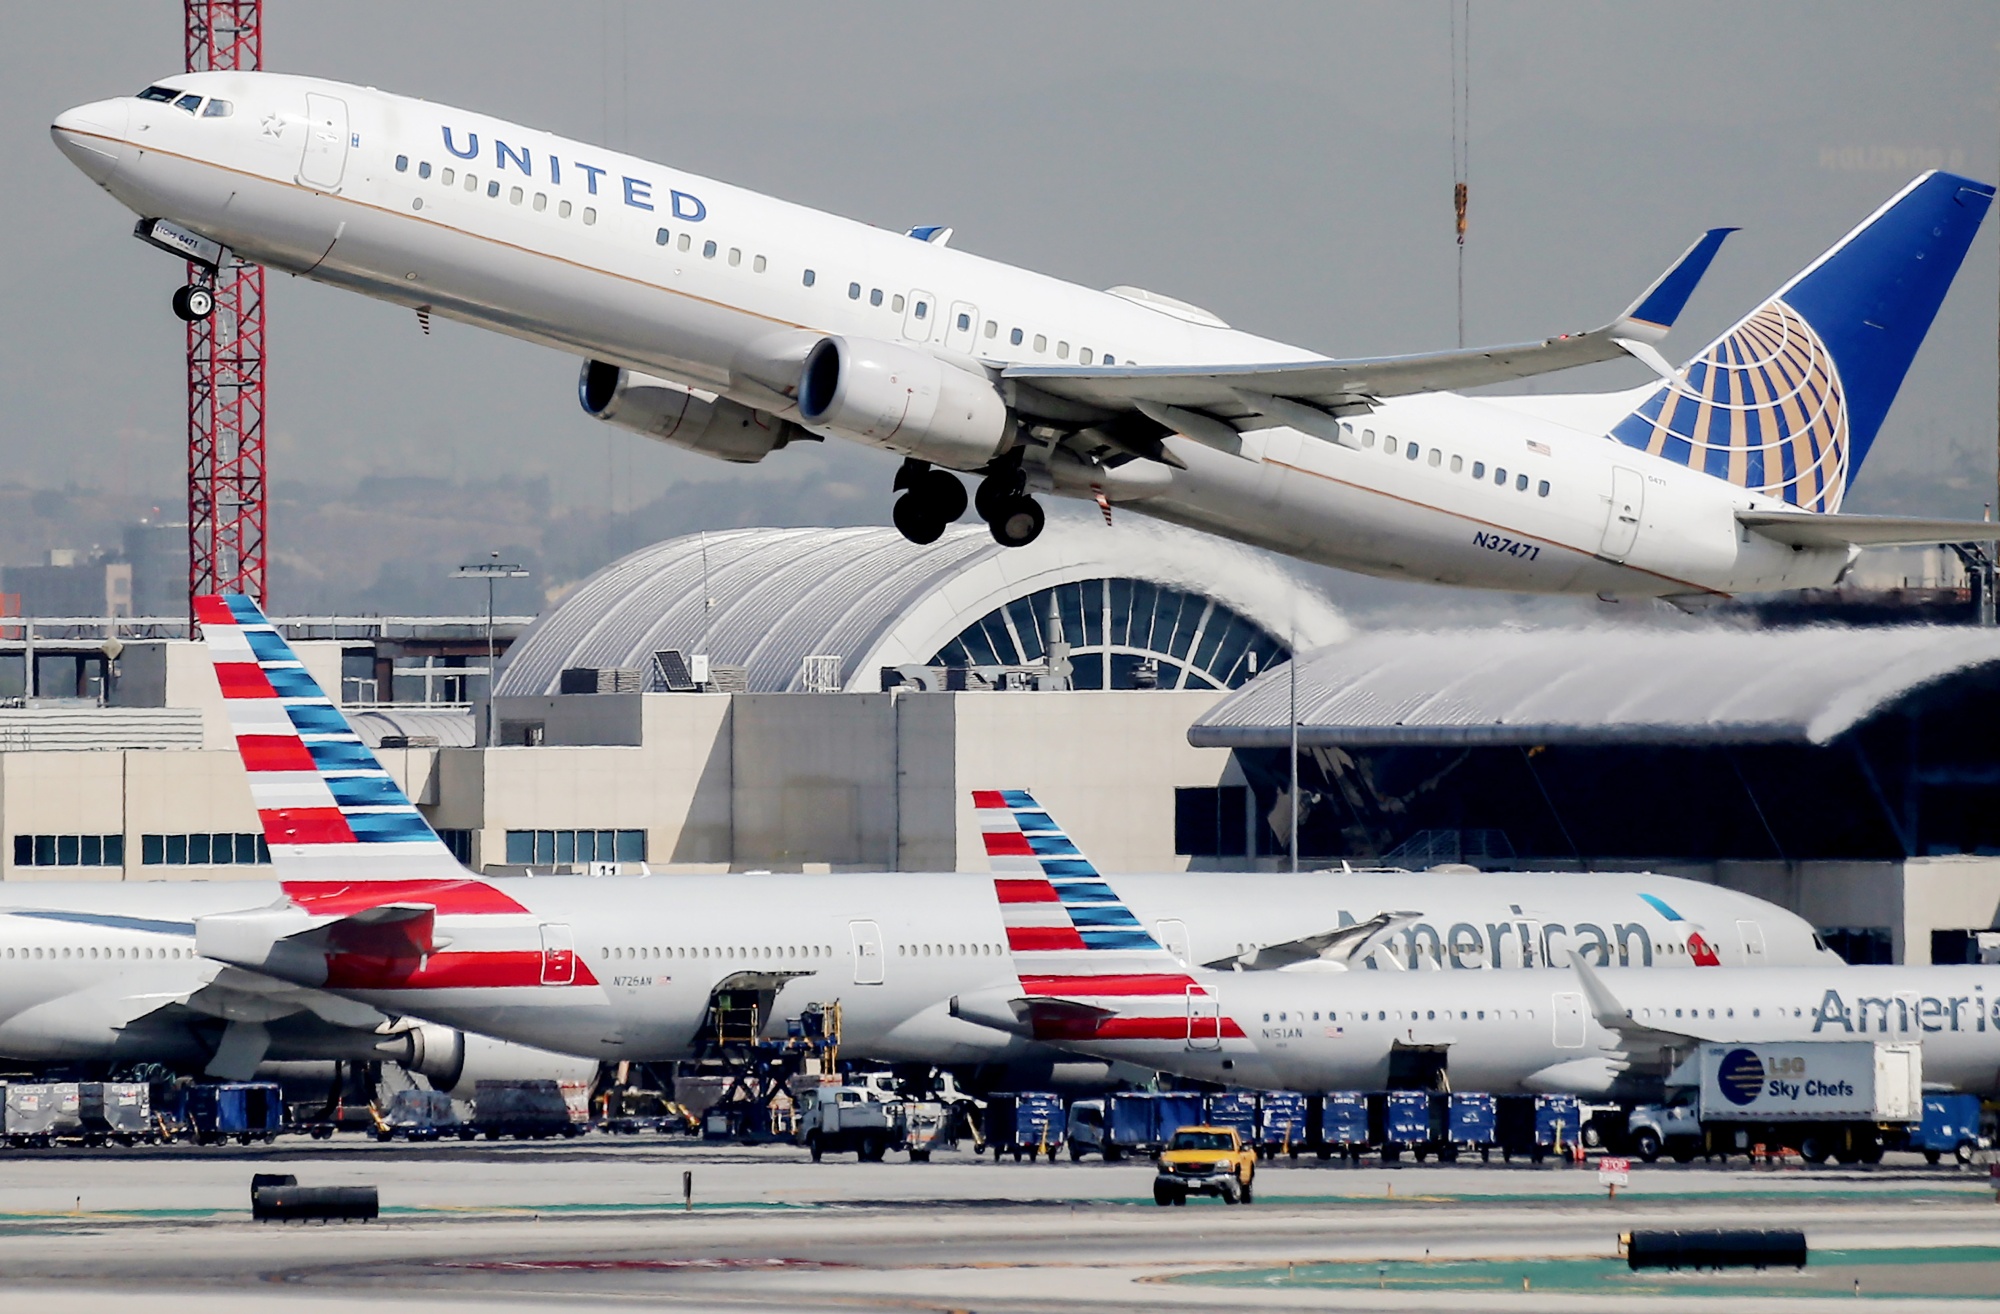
[1056,964,2000,1099]
[3,870,1832,1067]
[51,72,1851,599]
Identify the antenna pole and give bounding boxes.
[1288,628,1300,874]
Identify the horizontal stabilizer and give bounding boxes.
[196,900,442,986]
[1739,509,1999,550]
[1202,910,1419,971]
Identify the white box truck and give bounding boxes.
[1629,1041,1922,1165]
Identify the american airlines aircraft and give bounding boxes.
[49,73,1997,601]
[960,796,2000,1099]
[151,595,1834,1079]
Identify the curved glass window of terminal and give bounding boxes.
[929,579,1285,690]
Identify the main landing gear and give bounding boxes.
[889,459,1047,549]
[171,283,215,322]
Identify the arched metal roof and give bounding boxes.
[1189,625,2000,748]
[497,513,1347,695]
[349,707,476,748]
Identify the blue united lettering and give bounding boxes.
[436,126,706,221]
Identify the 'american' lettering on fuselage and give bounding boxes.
[1813,987,1998,1034]
[438,126,706,221]
[1344,916,1663,969]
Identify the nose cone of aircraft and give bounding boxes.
[52,98,131,184]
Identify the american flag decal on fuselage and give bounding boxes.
[975,789,1243,1042]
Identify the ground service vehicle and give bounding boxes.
[1628,1042,1921,1164]
[182,1082,283,1145]
[1154,1127,1257,1206]
[374,1088,470,1142]
[800,1085,903,1162]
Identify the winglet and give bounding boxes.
[1567,948,1633,1029]
[1618,227,1736,338]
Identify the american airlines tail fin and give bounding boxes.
[197,594,466,881]
[967,789,1240,1042]
[1610,171,1994,513]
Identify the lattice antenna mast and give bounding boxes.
[184,1,267,622]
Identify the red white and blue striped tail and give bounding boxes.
[973,789,1242,1042]
[198,594,465,880]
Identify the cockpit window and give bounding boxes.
[174,93,203,115]
[137,85,180,102]
[202,99,234,118]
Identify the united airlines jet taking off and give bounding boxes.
[52,73,1996,600]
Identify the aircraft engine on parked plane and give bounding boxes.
[392,1024,598,1100]
[579,360,800,463]
[797,335,1015,468]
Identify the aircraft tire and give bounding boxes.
[892,493,947,545]
[988,496,1044,548]
[172,284,214,322]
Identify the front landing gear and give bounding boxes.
[171,283,215,322]
[975,466,1044,548]
[890,460,968,546]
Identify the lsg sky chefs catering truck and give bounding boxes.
[1628,1043,1921,1165]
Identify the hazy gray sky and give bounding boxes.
[5,2,1997,529]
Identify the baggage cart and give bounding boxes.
[79,1082,152,1145]
[1257,1091,1309,1159]
[472,1079,580,1140]
[985,1092,1064,1162]
[185,1082,284,1145]
[1204,1091,1258,1144]
[1447,1091,1496,1162]
[1317,1091,1370,1160]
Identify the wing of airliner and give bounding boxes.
[1004,228,1735,427]
[1201,910,1420,971]
[1567,950,1730,1054]
[1738,510,2000,550]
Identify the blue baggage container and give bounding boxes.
[1153,1092,1205,1143]
[1448,1092,1497,1145]
[185,1082,283,1144]
[1320,1091,1369,1149]
[1105,1093,1156,1151]
[985,1091,1064,1160]
[1258,1091,1309,1154]
[1911,1094,1980,1162]
[1205,1091,1257,1142]
[1535,1095,1583,1151]
[1383,1090,1433,1147]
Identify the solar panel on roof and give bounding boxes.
[653,649,696,692]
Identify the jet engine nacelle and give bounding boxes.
[797,336,1013,468]
[396,1024,600,1101]
[579,360,798,464]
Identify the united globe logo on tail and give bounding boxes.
[1610,299,1848,513]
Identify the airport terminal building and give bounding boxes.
[0,519,1994,965]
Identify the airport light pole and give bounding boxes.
[454,554,529,746]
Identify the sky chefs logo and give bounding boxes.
[440,127,706,221]
[1715,1047,1766,1106]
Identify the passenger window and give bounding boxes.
[1010,328,1023,346]
[395,155,409,172]
[1428,449,1441,467]
[803,269,816,286]
[559,199,572,217]
[583,207,597,225]
[419,162,432,179]
[958,312,973,331]
[754,255,767,273]
[702,240,716,258]
[465,173,478,191]
[1384,436,1398,455]
[870,288,883,306]
[1103,354,1115,365]
[984,320,997,338]
[1538,480,1550,496]
[441,167,455,185]
[1472,460,1484,478]
[1079,347,1094,364]
[1450,455,1463,473]
[1516,473,1529,491]
[677,233,691,251]
[1362,429,1376,448]
[174,93,203,115]
[892,294,906,312]
[202,99,233,118]
[656,228,670,245]
[1405,442,1420,461]
[1033,334,1047,352]
[1056,340,1068,357]
[1494,466,1507,484]
[729,248,741,266]
[849,282,862,300]
[509,186,523,204]
[487,180,501,198]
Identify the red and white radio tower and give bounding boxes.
[183,1,266,619]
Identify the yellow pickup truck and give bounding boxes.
[1153,1125,1256,1206]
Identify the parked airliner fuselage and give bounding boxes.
[49,72,1877,600]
